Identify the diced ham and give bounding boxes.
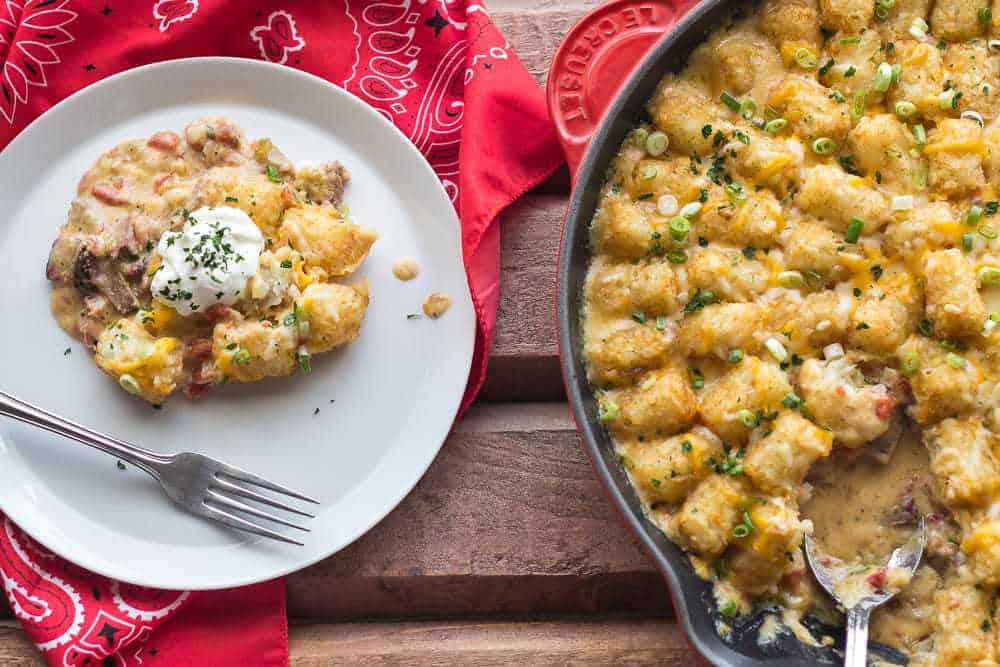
[153,173,174,193]
[874,394,897,421]
[91,181,128,207]
[203,303,233,323]
[184,338,213,364]
[780,569,805,591]
[147,131,181,152]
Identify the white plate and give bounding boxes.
[0,58,475,590]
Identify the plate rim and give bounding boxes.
[0,56,475,591]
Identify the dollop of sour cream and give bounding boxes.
[152,206,264,316]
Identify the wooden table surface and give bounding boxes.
[0,1,699,662]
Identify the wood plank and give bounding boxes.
[0,618,694,666]
[481,195,565,402]
[286,403,666,620]
[287,618,694,667]
[0,624,41,666]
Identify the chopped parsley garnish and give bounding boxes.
[781,392,804,409]
[681,440,693,454]
[733,130,751,145]
[701,124,713,138]
[225,196,239,203]
[985,201,998,216]
[845,66,857,77]
[698,236,709,247]
[280,259,294,269]
[698,189,709,203]
[63,348,72,356]
[819,58,835,76]
[870,263,883,281]
[838,154,860,175]
[918,319,933,336]
[689,367,705,390]
[742,246,755,259]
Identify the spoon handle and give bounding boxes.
[845,606,871,667]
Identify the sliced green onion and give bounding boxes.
[640,165,659,180]
[794,47,818,68]
[913,165,929,189]
[912,124,927,145]
[739,97,758,119]
[812,137,836,154]
[894,101,916,118]
[840,35,862,44]
[656,315,669,331]
[946,352,967,369]
[657,194,678,216]
[680,201,703,218]
[266,163,281,183]
[979,266,1000,285]
[873,62,894,92]
[632,310,647,324]
[631,127,649,147]
[980,225,998,239]
[764,118,788,134]
[781,392,804,409]
[778,270,805,288]
[297,347,312,373]
[669,216,691,242]
[804,270,825,291]
[963,232,975,252]
[909,17,928,39]
[845,217,864,243]
[294,304,310,336]
[232,348,251,364]
[979,6,993,22]
[891,63,902,84]
[875,3,890,19]
[765,337,788,362]
[599,400,619,423]
[968,206,984,226]
[725,182,747,204]
[732,524,751,538]
[851,90,867,120]
[119,374,141,395]
[689,367,705,389]
[666,249,688,264]
[720,91,741,112]
[728,349,744,363]
[900,351,920,375]
[738,409,758,428]
[645,131,669,156]
[938,89,960,109]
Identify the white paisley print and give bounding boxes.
[0,0,77,125]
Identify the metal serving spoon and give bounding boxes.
[804,517,927,667]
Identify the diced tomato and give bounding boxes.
[147,131,181,152]
[91,182,128,206]
[835,385,846,397]
[867,568,888,591]
[874,394,897,420]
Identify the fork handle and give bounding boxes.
[0,391,168,475]
[845,606,871,667]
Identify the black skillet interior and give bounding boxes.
[556,1,910,664]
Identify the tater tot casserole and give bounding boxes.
[46,117,375,404]
[581,0,1000,661]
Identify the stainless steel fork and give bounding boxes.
[0,391,319,546]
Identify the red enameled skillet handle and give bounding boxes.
[546,0,700,185]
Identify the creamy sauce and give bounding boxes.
[152,207,264,316]
[422,292,451,319]
[392,257,420,281]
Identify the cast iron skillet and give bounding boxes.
[547,1,907,664]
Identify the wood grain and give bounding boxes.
[0,618,693,666]
[286,403,665,620]
[492,7,598,85]
[480,195,565,402]
[288,618,694,666]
